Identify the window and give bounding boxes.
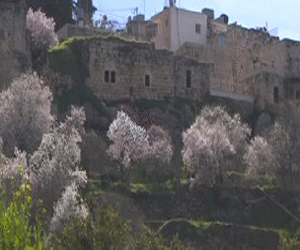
[219,35,226,47]
[195,24,201,34]
[273,87,279,104]
[186,70,191,88]
[111,71,116,83]
[289,87,294,100]
[296,90,300,99]
[145,74,150,87]
[104,70,116,83]
[104,70,109,83]
[0,29,5,40]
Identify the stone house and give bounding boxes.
[124,5,300,108]
[162,7,300,108]
[0,0,31,89]
[86,36,211,102]
[150,6,208,52]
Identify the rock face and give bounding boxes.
[0,0,31,88]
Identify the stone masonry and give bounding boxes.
[86,37,211,102]
[0,0,31,89]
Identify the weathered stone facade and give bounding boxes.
[86,37,211,102]
[0,0,30,88]
[176,20,300,108]
[53,6,300,109]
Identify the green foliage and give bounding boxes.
[52,204,130,250]
[49,37,107,114]
[58,216,94,250]
[51,203,189,250]
[223,171,276,188]
[49,37,89,85]
[279,230,300,250]
[158,219,203,244]
[93,205,130,250]
[133,227,187,250]
[0,168,46,250]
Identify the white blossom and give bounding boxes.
[107,111,173,170]
[0,74,53,155]
[30,107,87,212]
[245,136,274,177]
[27,8,58,51]
[182,116,235,186]
[49,183,88,234]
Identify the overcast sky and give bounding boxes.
[93,0,299,41]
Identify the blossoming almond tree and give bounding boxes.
[107,111,173,180]
[27,8,58,71]
[0,73,53,155]
[30,107,87,216]
[182,117,235,186]
[200,106,251,171]
[27,8,58,51]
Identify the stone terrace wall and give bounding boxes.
[87,37,211,102]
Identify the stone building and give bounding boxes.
[150,6,208,52]
[170,7,300,108]
[0,0,30,88]
[85,36,211,102]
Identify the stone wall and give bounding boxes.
[0,0,30,88]
[176,23,300,108]
[86,36,211,102]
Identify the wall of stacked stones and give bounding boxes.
[0,2,30,89]
[87,37,210,102]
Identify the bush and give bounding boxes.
[0,166,46,250]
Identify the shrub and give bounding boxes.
[0,166,46,250]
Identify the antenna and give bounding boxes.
[169,0,176,7]
[265,21,279,37]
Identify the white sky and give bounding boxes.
[93,0,299,41]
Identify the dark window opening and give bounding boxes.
[111,71,116,83]
[219,36,226,47]
[273,87,279,104]
[0,29,4,40]
[104,70,109,83]
[145,74,150,87]
[296,90,300,99]
[289,87,294,100]
[186,70,191,88]
[195,24,201,34]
